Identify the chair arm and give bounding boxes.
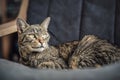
[0,20,16,37]
[0,0,29,37]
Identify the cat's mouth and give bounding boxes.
[31,46,45,52]
[30,43,48,52]
[32,46,44,49]
[32,43,45,49]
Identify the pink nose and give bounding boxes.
[38,38,43,43]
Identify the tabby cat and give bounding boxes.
[17,17,120,69]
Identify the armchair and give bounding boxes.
[0,0,120,80]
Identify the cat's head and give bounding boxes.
[17,17,50,54]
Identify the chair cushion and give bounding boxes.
[0,59,120,80]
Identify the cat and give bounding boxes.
[17,17,120,69]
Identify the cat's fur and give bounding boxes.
[17,17,120,69]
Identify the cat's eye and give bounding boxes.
[42,35,49,40]
[29,35,34,38]
[25,34,35,42]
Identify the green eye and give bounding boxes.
[26,35,35,42]
[42,35,49,40]
[29,35,34,38]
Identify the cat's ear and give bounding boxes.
[16,18,29,33]
[40,17,51,30]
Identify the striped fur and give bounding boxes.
[17,17,120,69]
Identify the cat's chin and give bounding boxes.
[31,47,46,52]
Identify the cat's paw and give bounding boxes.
[37,61,62,69]
[69,56,79,69]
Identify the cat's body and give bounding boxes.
[19,40,79,69]
[17,17,120,69]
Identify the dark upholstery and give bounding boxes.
[27,0,120,46]
[1,0,120,79]
[27,0,83,45]
[115,0,120,46]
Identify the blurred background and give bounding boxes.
[0,0,21,62]
[0,0,21,24]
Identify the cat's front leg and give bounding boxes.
[37,61,61,69]
[37,60,67,69]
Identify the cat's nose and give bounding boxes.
[38,38,43,43]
